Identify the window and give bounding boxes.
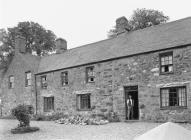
[61,71,68,86]
[41,75,47,89]
[25,71,31,87]
[8,76,14,89]
[160,52,173,74]
[160,86,187,108]
[86,66,95,83]
[77,94,91,110]
[44,97,54,112]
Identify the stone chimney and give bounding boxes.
[15,35,26,54]
[116,16,130,34]
[56,38,67,54]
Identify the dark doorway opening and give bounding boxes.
[124,86,139,120]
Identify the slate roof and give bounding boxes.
[19,53,41,70]
[37,17,191,74]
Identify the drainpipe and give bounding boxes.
[0,98,2,117]
[34,75,38,115]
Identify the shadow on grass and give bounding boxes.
[11,126,40,134]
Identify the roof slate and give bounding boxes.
[37,17,191,74]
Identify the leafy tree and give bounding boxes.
[0,21,57,66]
[108,8,169,38]
[0,29,14,68]
[9,21,56,55]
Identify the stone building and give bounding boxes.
[0,36,40,116]
[1,17,191,121]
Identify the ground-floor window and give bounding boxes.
[44,97,54,112]
[160,86,187,108]
[77,94,91,110]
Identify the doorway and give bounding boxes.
[124,86,139,120]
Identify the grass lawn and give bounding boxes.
[1,119,191,140]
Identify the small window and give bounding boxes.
[86,66,95,83]
[61,71,68,86]
[25,71,31,87]
[44,97,54,112]
[160,52,173,74]
[41,75,47,89]
[8,75,14,89]
[77,94,91,110]
[160,86,187,108]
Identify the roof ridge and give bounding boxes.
[41,34,122,59]
[51,16,191,57]
[64,36,117,52]
[38,16,191,73]
[125,16,191,35]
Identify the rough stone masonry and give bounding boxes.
[1,17,191,122]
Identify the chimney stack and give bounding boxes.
[116,16,130,34]
[56,38,67,54]
[15,35,26,54]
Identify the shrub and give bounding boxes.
[47,112,69,121]
[11,105,40,134]
[139,104,145,109]
[105,111,120,122]
[149,111,168,122]
[33,112,69,121]
[168,110,191,123]
[11,104,33,127]
[33,114,46,121]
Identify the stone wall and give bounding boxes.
[0,54,39,116]
[36,45,191,121]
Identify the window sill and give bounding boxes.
[160,72,174,75]
[86,81,95,84]
[160,106,187,110]
[77,109,92,111]
[44,110,54,113]
[61,84,69,87]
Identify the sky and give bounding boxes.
[0,0,191,49]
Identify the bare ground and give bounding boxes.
[1,119,191,140]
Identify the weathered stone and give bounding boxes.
[1,32,191,123]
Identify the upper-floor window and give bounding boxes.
[86,66,95,83]
[61,71,68,86]
[160,86,187,108]
[160,52,173,74]
[25,71,31,87]
[8,75,14,89]
[41,75,47,89]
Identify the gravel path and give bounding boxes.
[1,119,191,140]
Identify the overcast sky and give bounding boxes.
[1,0,191,49]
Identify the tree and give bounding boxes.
[9,21,57,55]
[108,8,169,38]
[0,29,14,68]
[0,21,57,56]
[0,21,57,67]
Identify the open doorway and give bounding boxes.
[124,86,139,120]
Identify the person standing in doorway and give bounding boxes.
[127,95,134,120]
